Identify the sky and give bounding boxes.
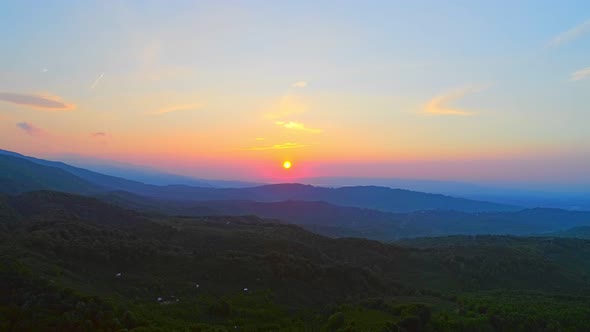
[1,0,589,189]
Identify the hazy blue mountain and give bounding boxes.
[302,176,590,210]
[0,149,158,192]
[56,154,263,188]
[102,183,519,212]
[301,176,493,195]
[97,193,590,240]
[2,150,583,241]
[232,184,520,213]
[0,149,262,188]
[1,149,521,213]
[0,155,103,194]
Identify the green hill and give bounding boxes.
[4,191,590,330]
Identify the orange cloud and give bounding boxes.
[424,87,483,116]
[0,92,76,111]
[275,121,323,133]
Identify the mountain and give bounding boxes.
[5,149,589,242]
[297,176,590,211]
[0,149,261,188]
[57,154,263,188]
[97,192,590,240]
[4,191,590,330]
[301,176,495,196]
[1,190,147,229]
[0,149,520,213]
[127,183,519,213]
[239,184,520,213]
[0,149,160,193]
[0,155,103,194]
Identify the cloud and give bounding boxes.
[90,73,104,89]
[255,137,265,141]
[90,131,109,137]
[16,122,46,136]
[151,104,202,115]
[548,19,590,47]
[570,67,590,81]
[244,142,307,151]
[275,121,323,133]
[292,81,308,88]
[0,92,76,111]
[424,87,483,116]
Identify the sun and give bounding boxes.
[282,160,292,169]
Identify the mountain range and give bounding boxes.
[3,149,590,240]
[0,150,518,213]
[5,148,590,330]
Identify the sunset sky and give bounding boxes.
[1,1,589,188]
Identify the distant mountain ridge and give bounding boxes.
[0,149,520,213]
[0,155,103,194]
[0,149,261,188]
[0,150,156,193]
[98,192,590,240]
[58,155,263,188]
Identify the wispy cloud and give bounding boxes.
[548,19,590,47]
[90,131,109,138]
[151,104,202,115]
[275,121,323,133]
[0,93,76,111]
[244,142,307,151]
[16,122,46,136]
[570,67,590,81]
[292,81,308,88]
[90,73,104,89]
[424,87,483,116]
[255,137,265,141]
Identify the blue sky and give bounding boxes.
[0,1,589,188]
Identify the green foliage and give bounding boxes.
[4,191,590,331]
[327,312,345,330]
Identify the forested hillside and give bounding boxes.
[3,191,590,331]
